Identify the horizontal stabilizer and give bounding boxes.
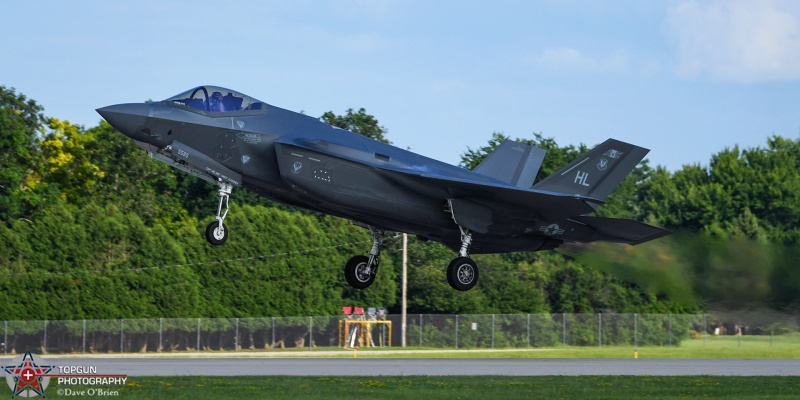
[572,215,671,245]
[474,140,546,188]
[533,139,647,201]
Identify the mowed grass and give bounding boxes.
[137,334,800,359]
[308,335,800,359]
[98,376,800,399]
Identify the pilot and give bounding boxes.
[209,91,224,112]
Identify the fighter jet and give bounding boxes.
[97,85,670,291]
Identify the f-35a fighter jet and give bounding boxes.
[97,86,670,291]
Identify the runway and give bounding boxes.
[24,358,800,376]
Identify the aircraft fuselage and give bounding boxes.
[97,85,670,291]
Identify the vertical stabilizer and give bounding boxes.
[473,140,546,188]
[532,139,648,200]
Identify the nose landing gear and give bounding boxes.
[205,181,232,246]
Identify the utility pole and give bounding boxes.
[402,233,408,347]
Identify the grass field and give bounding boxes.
[133,335,799,359]
[52,376,800,399]
[347,345,800,359]
[350,336,800,359]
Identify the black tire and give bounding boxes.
[344,255,376,289]
[205,221,228,246]
[447,257,479,291]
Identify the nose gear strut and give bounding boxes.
[205,181,232,246]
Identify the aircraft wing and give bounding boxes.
[380,168,602,234]
[398,171,671,247]
[274,137,671,245]
[404,172,599,212]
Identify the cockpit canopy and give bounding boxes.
[165,86,264,113]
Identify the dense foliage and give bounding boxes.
[1,85,797,320]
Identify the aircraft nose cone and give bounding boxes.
[96,103,150,137]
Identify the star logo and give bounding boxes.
[3,350,52,398]
[539,224,564,236]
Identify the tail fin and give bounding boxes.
[532,139,648,201]
[473,140,547,188]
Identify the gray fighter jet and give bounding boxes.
[97,85,670,291]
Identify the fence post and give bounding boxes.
[455,315,459,349]
[120,319,124,353]
[598,314,602,348]
[235,318,239,351]
[3,321,6,355]
[382,320,387,347]
[491,314,495,349]
[82,319,86,354]
[271,317,275,349]
[562,314,566,347]
[159,318,163,353]
[419,314,423,348]
[196,318,201,352]
[43,320,47,354]
[527,314,531,348]
[309,316,313,351]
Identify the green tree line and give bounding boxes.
[0,85,797,320]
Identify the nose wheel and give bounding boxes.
[205,181,232,246]
[205,220,228,246]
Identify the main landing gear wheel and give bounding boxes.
[344,255,377,289]
[443,206,481,291]
[343,226,385,289]
[447,257,479,291]
[205,220,228,246]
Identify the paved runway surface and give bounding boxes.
[26,358,800,376]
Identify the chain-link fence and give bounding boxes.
[2,312,797,354]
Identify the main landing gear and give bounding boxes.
[442,198,480,291]
[446,227,479,291]
[344,227,385,289]
[342,224,480,292]
[205,181,232,246]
